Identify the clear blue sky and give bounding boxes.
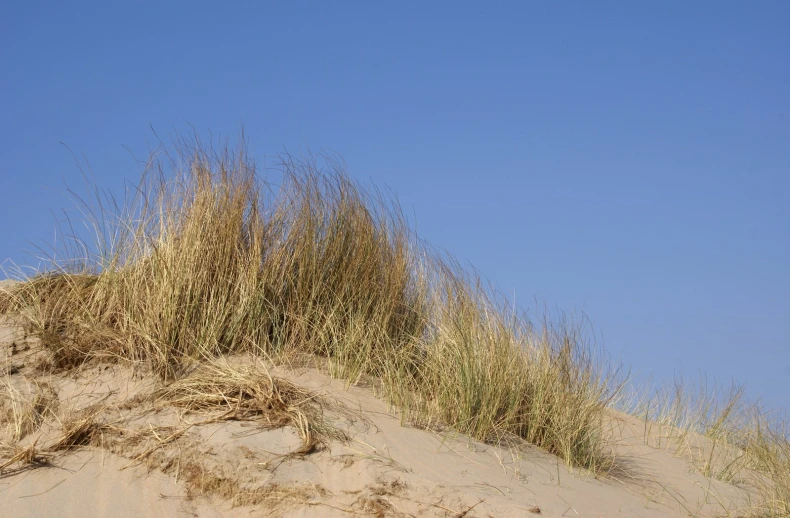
[2,2,788,411]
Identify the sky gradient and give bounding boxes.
[2,2,788,411]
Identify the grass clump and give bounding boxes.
[621,376,790,516]
[744,422,790,517]
[0,376,58,442]
[154,359,343,453]
[0,134,619,473]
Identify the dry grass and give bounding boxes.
[0,361,337,511]
[0,134,650,475]
[0,362,339,464]
[0,413,325,512]
[620,376,790,516]
[104,429,326,510]
[0,375,58,442]
[742,423,790,517]
[0,441,51,474]
[178,459,324,508]
[1,133,787,513]
[0,400,110,475]
[153,358,345,452]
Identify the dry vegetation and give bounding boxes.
[0,359,339,510]
[0,134,788,516]
[0,376,57,442]
[618,374,790,516]
[153,359,346,453]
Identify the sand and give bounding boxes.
[0,298,755,517]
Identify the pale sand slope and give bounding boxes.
[0,312,751,517]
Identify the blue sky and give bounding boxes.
[1,2,788,411]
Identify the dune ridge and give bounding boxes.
[1,137,787,516]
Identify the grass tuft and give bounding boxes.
[0,375,58,442]
[620,375,790,516]
[0,134,633,474]
[153,359,343,452]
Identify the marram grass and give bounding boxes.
[2,135,767,486]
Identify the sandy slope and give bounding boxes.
[0,307,751,517]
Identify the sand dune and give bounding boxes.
[2,152,784,517]
[1,314,753,517]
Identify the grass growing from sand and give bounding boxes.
[1,135,788,516]
[0,136,618,474]
[619,374,790,516]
